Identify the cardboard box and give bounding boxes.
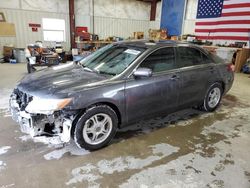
[3,46,14,56]
[171,36,178,40]
[133,32,144,39]
[149,29,167,40]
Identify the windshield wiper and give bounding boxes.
[83,67,94,72]
[81,63,115,76]
[99,71,116,76]
[80,64,95,73]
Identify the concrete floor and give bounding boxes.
[0,63,250,188]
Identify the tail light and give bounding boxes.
[227,63,234,72]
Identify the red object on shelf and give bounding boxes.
[79,33,90,40]
[76,27,88,34]
[75,27,90,40]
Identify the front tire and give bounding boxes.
[74,105,118,150]
[203,83,223,112]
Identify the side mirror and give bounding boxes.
[133,68,152,78]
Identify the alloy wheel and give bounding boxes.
[207,87,221,108]
[82,113,113,145]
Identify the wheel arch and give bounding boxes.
[70,101,122,137]
[207,80,225,93]
[93,102,122,126]
[215,80,225,94]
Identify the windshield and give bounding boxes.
[80,44,145,76]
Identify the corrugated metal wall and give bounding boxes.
[94,16,151,39]
[149,21,161,30]
[0,0,161,57]
[183,0,198,35]
[0,8,70,56]
[91,0,161,40]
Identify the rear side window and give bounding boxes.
[139,47,175,73]
[210,53,225,64]
[178,47,202,67]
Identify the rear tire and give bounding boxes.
[203,83,223,112]
[73,105,118,150]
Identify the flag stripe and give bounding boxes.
[195,32,250,37]
[196,36,250,40]
[195,24,250,29]
[196,16,250,22]
[223,3,250,9]
[223,0,250,5]
[195,28,250,33]
[221,11,250,17]
[196,20,250,26]
[222,7,250,13]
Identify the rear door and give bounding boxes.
[176,45,218,108]
[125,47,180,123]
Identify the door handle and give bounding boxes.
[209,66,215,73]
[170,75,180,81]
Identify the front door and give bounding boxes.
[125,47,180,124]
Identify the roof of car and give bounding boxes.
[114,39,193,49]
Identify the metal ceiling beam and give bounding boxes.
[150,0,157,21]
[137,0,160,21]
[69,0,76,48]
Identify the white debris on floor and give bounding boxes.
[0,183,15,188]
[119,106,250,188]
[0,89,12,109]
[18,135,32,142]
[19,135,63,146]
[0,88,12,117]
[0,146,11,155]
[44,142,90,160]
[62,101,250,188]
[18,135,89,160]
[32,136,63,145]
[0,146,11,172]
[66,143,179,187]
[0,161,7,171]
[120,140,249,188]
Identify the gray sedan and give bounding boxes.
[10,40,234,150]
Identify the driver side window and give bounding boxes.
[139,47,176,73]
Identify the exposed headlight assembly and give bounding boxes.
[25,97,72,114]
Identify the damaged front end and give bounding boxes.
[9,88,75,144]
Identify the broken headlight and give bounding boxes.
[25,97,72,114]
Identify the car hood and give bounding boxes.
[17,62,112,98]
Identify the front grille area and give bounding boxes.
[13,88,33,110]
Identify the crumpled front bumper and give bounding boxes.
[9,93,73,144]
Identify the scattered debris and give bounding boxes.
[44,142,89,160]
[0,146,11,155]
[66,143,179,186]
[0,161,7,171]
[0,183,15,188]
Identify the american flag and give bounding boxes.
[195,0,250,43]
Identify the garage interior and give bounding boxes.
[0,0,250,187]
